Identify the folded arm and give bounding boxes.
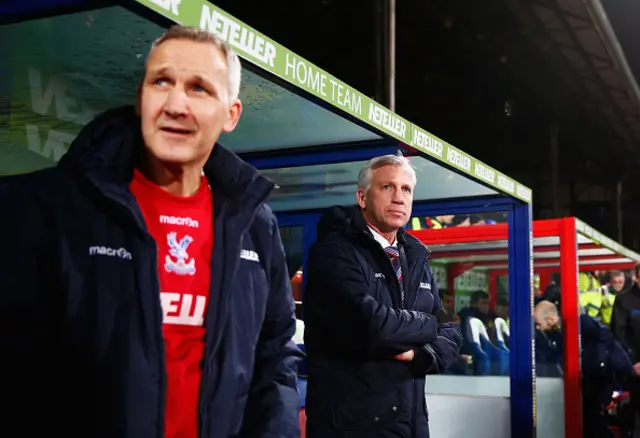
[407,271,462,374]
[305,242,439,355]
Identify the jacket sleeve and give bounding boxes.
[607,332,635,375]
[596,315,635,375]
[240,214,304,438]
[411,265,462,375]
[612,297,633,356]
[305,241,439,355]
[0,174,61,423]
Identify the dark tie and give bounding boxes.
[385,246,405,306]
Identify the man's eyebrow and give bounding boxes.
[147,67,171,76]
[193,74,214,86]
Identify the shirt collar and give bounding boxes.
[368,226,396,249]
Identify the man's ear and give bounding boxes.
[356,188,366,209]
[222,99,243,133]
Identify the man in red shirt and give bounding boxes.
[0,25,302,438]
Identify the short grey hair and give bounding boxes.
[535,300,558,319]
[147,25,242,102]
[357,154,417,192]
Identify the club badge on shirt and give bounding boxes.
[165,231,196,276]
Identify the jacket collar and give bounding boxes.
[58,105,274,209]
[317,205,430,260]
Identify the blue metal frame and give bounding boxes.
[274,195,535,438]
[382,196,536,438]
[275,212,321,316]
[507,201,535,438]
[241,143,405,169]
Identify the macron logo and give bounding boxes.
[420,282,432,290]
[159,215,199,228]
[89,246,132,260]
[240,249,260,262]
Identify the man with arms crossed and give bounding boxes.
[303,155,462,438]
[0,26,302,438]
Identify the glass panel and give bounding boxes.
[406,212,508,230]
[279,225,304,319]
[0,6,381,177]
[407,210,513,437]
[534,266,563,438]
[574,267,630,438]
[263,159,497,212]
[280,224,305,385]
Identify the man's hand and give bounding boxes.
[391,324,460,366]
[633,362,640,377]
[393,350,415,362]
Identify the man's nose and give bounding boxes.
[163,88,189,117]
[392,188,405,203]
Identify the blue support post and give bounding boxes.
[275,212,321,320]
[508,201,536,438]
[411,195,536,438]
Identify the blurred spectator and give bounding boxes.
[494,297,510,323]
[579,272,615,328]
[609,271,628,295]
[469,214,485,226]
[458,291,491,353]
[439,289,459,323]
[408,215,454,230]
[451,215,471,227]
[458,290,490,323]
[533,300,563,378]
[543,282,561,310]
[533,274,545,305]
[612,264,640,436]
[535,301,639,438]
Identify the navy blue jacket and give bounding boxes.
[535,314,634,379]
[0,106,303,438]
[303,206,461,438]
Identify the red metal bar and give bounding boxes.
[577,262,637,272]
[410,223,509,244]
[428,243,600,260]
[488,270,499,308]
[533,218,563,237]
[560,217,581,438]
[409,218,563,246]
[447,254,627,267]
[538,271,552,292]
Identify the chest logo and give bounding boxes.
[164,232,196,276]
[240,249,260,262]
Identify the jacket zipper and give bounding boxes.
[198,205,262,438]
[360,230,405,309]
[361,230,424,436]
[147,236,166,438]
